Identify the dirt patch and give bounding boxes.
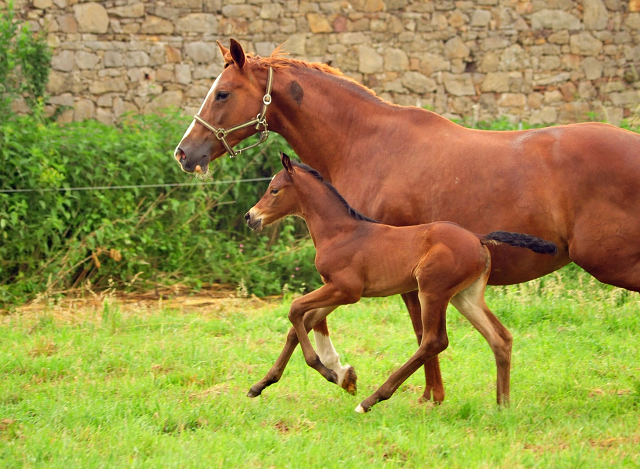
[1,284,281,325]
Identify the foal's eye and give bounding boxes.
[270,189,279,195]
[215,91,230,101]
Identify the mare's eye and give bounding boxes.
[215,91,230,101]
[270,189,279,195]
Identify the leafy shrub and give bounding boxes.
[0,2,51,119]
[0,111,320,305]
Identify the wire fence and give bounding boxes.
[0,177,273,194]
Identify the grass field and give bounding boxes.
[1,269,639,468]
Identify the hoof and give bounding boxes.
[247,387,262,398]
[355,404,367,413]
[341,366,357,395]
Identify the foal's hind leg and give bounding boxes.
[247,307,337,398]
[402,291,445,403]
[450,269,512,405]
[357,293,450,412]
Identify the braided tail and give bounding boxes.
[479,231,558,256]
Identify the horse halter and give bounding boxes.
[193,66,274,158]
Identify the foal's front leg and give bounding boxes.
[289,284,358,385]
[247,306,337,398]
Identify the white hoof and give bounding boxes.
[355,404,366,413]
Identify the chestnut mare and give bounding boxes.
[245,153,557,412]
[175,38,640,404]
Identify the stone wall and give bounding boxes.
[10,0,640,125]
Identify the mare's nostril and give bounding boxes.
[244,212,251,223]
[175,148,186,163]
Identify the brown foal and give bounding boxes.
[245,153,557,412]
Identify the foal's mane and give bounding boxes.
[292,161,380,224]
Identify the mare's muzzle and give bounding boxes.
[174,146,211,174]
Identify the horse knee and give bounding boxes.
[419,334,449,359]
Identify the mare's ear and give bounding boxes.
[229,38,246,69]
[280,152,294,175]
[217,41,230,59]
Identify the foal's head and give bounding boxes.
[245,152,304,231]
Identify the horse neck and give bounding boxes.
[268,66,393,180]
[292,174,360,245]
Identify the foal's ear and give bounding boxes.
[280,152,294,175]
[217,41,230,59]
[229,38,246,69]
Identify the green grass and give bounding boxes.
[1,269,639,468]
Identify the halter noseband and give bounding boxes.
[193,66,274,158]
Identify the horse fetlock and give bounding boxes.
[340,365,358,395]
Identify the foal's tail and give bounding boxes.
[479,231,558,256]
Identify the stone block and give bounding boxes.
[419,53,450,75]
[175,64,192,84]
[255,42,277,56]
[480,51,500,72]
[73,3,109,34]
[442,72,476,96]
[534,72,571,86]
[52,50,75,72]
[531,9,581,30]
[548,31,570,45]
[96,107,114,126]
[583,0,608,30]
[260,3,282,19]
[481,72,510,92]
[47,71,74,94]
[570,32,603,56]
[171,0,203,8]
[109,4,145,18]
[306,13,333,33]
[358,45,383,74]
[145,90,184,114]
[470,9,491,27]
[185,42,216,64]
[581,57,603,79]
[529,106,558,124]
[57,14,77,33]
[34,0,52,8]
[401,71,437,93]
[74,99,95,121]
[449,10,469,28]
[176,14,218,33]
[49,93,74,107]
[166,46,182,63]
[306,35,329,56]
[444,36,470,59]
[89,78,128,94]
[624,12,640,28]
[544,89,564,103]
[75,51,100,70]
[153,7,180,22]
[284,33,306,55]
[497,93,526,107]
[384,47,409,71]
[141,16,175,35]
[482,36,510,50]
[500,44,530,71]
[125,51,150,68]
[609,91,640,106]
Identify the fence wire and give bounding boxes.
[0,177,273,194]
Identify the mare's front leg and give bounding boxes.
[289,284,359,385]
[247,306,337,398]
[357,293,450,413]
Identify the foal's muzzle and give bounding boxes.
[245,210,263,231]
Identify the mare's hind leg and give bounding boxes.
[313,319,358,394]
[450,267,513,405]
[248,307,336,398]
[402,291,445,403]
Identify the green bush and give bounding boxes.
[0,112,320,306]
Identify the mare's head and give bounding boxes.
[245,152,306,231]
[174,39,270,174]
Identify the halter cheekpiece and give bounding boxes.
[193,66,274,158]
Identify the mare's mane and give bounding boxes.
[292,161,380,224]
[238,45,381,101]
